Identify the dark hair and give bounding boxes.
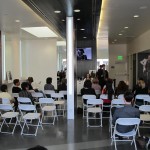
[84,80,92,88]
[21,82,29,90]
[28,77,33,83]
[124,91,134,102]
[13,79,19,85]
[1,84,7,92]
[27,145,47,150]
[106,79,114,100]
[117,81,128,91]
[46,77,52,84]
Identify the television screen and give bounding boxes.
[76,47,92,60]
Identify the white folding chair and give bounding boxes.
[82,95,96,118]
[117,94,124,100]
[109,99,125,138]
[2,98,11,104]
[135,94,149,107]
[112,118,140,150]
[39,98,57,125]
[17,97,32,104]
[31,92,44,103]
[18,104,43,136]
[139,105,150,129]
[51,93,65,117]
[0,104,21,134]
[59,90,67,99]
[44,90,55,98]
[86,99,103,127]
[143,97,150,105]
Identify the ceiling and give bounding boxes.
[0,0,150,44]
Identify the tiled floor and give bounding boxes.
[0,96,149,150]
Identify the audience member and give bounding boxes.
[58,78,67,99]
[44,77,55,90]
[112,91,140,133]
[12,79,22,93]
[0,84,14,103]
[27,77,34,90]
[19,82,34,104]
[92,77,101,92]
[115,80,128,97]
[83,73,91,82]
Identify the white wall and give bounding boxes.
[109,44,128,86]
[21,39,57,90]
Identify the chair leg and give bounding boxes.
[133,138,137,150]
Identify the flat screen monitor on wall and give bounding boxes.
[77,47,92,60]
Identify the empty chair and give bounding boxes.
[82,94,96,118]
[44,90,55,98]
[31,92,44,102]
[51,93,65,117]
[112,118,140,150]
[59,90,67,99]
[0,104,21,134]
[18,104,43,136]
[39,98,57,125]
[135,94,149,107]
[86,99,103,127]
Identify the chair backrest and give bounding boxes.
[143,97,150,103]
[0,104,13,111]
[95,90,101,95]
[59,90,67,95]
[115,118,140,126]
[18,104,36,112]
[82,94,96,100]
[135,94,149,100]
[17,97,32,104]
[139,105,150,112]
[39,98,54,104]
[87,98,103,105]
[31,92,44,98]
[118,94,124,99]
[12,93,19,98]
[2,98,11,104]
[111,99,125,107]
[51,93,64,99]
[100,94,108,99]
[44,90,55,95]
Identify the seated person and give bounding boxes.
[92,77,101,92]
[112,91,140,133]
[27,77,34,90]
[19,82,34,104]
[12,79,22,93]
[81,80,96,104]
[58,78,67,99]
[0,84,14,104]
[44,77,55,91]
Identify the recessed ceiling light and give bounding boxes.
[21,27,58,38]
[74,9,80,12]
[124,27,128,29]
[118,33,122,36]
[80,29,85,31]
[62,19,65,22]
[15,20,20,22]
[77,18,80,21]
[83,37,87,39]
[133,15,139,18]
[139,6,147,10]
[54,10,61,13]
[114,39,117,41]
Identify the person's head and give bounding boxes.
[102,64,105,69]
[124,91,134,104]
[139,80,146,89]
[28,77,34,83]
[99,65,103,69]
[84,80,92,88]
[46,77,52,84]
[21,82,29,91]
[27,145,47,150]
[118,80,128,90]
[1,84,8,92]
[92,77,99,84]
[13,79,20,86]
[86,74,90,79]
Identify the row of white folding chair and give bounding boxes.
[135,94,150,107]
[44,90,67,98]
[109,99,125,138]
[111,118,140,150]
[86,99,103,127]
[18,104,43,136]
[0,104,21,134]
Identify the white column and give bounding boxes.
[66,17,74,119]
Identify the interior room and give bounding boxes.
[0,0,150,149]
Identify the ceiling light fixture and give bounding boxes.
[74,9,80,12]
[54,10,61,13]
[15,20,20,23]
[77,18,80,21]
[80,29,85,31]
[139,6,147,10]
[133,15,139,18]
[83,37,87,39]
[124,27,128,29]
[114,39,117,41]
[62,19,65,22]
[118,33,122,35]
